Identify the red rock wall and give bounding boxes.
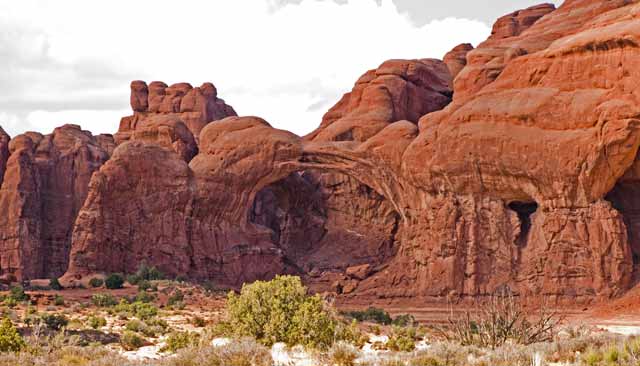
[60,0,640,303]
[0,125,113,280]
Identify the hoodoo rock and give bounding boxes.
[0,125,113,281]
[116,81,237,145]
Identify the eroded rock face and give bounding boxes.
[0,125,112,280]
[0,127,9,185]
[63,0,640,303]
[443,43,474,80]
[116,80,236,144]
[307,58,452,142]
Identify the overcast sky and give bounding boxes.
[0,0,562,137]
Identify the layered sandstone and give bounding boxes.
[0,125,113,281]
[115,81,236,145]
[61,0,640,303]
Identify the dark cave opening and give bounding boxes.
[249,170,401,276]
[508,201,538,246]
[606,182,640,266]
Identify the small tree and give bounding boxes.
[226,275,336,349]
[0,318,25,353]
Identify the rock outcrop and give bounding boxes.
[0,125,113,281]
[116,81,236,145]
[0,127,9,186]
[56,0,640,303]
[443,43,474,80]
[307,59,452,142]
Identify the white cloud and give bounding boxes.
[0,0,490,137]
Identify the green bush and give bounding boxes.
[392,314,416,327]
[335,319,369,348]
[134,291,156,303]
[0,318,25,353]
[344,307,392,325]
[130,262,164,285]
[120,331,145,351]
[9,286,29,302]
[161,331,200,353]
[137,280,157,292]
[133,302,158,320]
[40,313,69,331]
[387,326,417,352]
[125,319,145,333]
[53,295,65,306]
[327,342,360,366]
[87,315,107,329]
[226,275,336,349]
[49,278,63,291]
[92,293,117,307]
[89,278,104,288]
[167,289,184,307]
[105,273,125,289]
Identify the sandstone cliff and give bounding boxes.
[7,0,639,303]
[0,125,113,280]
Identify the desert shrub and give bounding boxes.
[408,355,443,366]
[132,302,158,320]
[167,289,184,307]
[105,273,125,289]
[125,319,145,333]
[9,286,29,302]
[162,338,272,366]
[191,316,206,328]
[343,307,392,325]
[225,275,336,349]
[128,262,164,286]
[120,331,145,351]
[89,278,104,288]
[53,295,65,306]
[0,318,25,353]
[161,332,200,353]
[40,313,69,331]
[137,280,157,292]
[2,298,17,309]
[134,291,156,303]
[326,341,360,366]
[91,293,117,307]
[87,315,107,330]
[335,319,369,347]
[49,278,63,291]
[175,275,188,283]
[392,314,416,327]
[442,289,560,349]
[387,326,418,352]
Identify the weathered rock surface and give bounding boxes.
[307,58,452,142]
[116,81,236,145]
[0,125,113,280]
[59,0,640,303]
[443,43,474,80]
[0,127,9,186]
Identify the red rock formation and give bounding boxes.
[116,81,236,144]
[443,43,474,81]
[0,125,113,281]
[307,59,452,142]
[0,127,9,186]
[63,0,640,303]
